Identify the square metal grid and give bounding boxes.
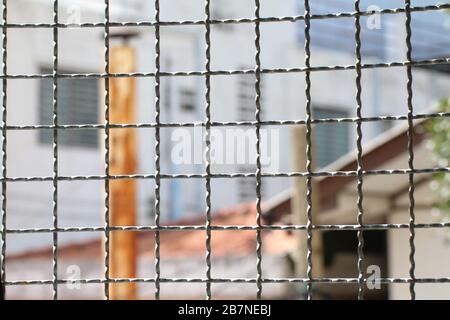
[0,0,449,300]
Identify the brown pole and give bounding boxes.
[108,46,137,300]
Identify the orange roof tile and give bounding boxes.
[8,202,296,261]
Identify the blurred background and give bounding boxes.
[1,0,450,299]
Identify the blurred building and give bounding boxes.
[7,117,449,299]
[2,0,450,263]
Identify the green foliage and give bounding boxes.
[424,99,450,220]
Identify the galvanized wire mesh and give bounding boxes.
[0,0,449,301]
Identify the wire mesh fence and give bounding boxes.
[0,0,450,300]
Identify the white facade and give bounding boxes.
[2,0,450,254]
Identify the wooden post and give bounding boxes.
[108,46,137,300]
[291,125,324,297]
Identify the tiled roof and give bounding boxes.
[8,203,296,261]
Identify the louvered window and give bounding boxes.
[313,107,350,169]
[236,74,260,202]
[39,68,100,148]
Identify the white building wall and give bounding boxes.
[388,210,450,300]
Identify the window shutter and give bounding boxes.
[313,107,350,168]
[236,74,263,202]
[39,68,99,148]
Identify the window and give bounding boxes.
[382,119,395,132]
[39,68,100,148]
[236,74,262,202]
[180,88,196,112]
[237,74,259,121]
[313,106,350,168]
[237,165,256,203]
